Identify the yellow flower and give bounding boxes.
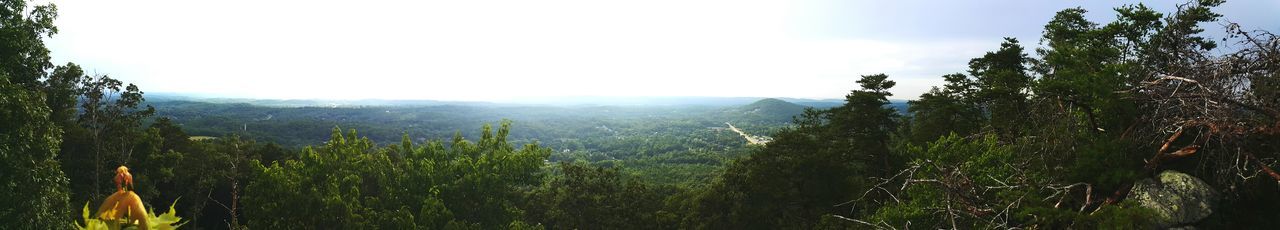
[95,166,149,229]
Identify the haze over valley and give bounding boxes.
[3,0,1279,229]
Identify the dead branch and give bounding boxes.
[839,164,920,208]
[1158,127,1186,155]
[830,215,895,230]
[1244,151,1280,183]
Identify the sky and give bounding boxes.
[43,0,1279,101]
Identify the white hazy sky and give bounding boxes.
[43,0,1279,101]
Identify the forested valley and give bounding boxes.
[3,0,1279,229]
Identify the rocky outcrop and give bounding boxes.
[1127,170,1218,228]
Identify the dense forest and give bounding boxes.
[2,0,1278,229]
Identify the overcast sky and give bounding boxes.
[43,0,1279,101]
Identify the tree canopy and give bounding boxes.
[1,0,1277,229]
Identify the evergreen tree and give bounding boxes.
[831,73,900,174]
[687,74,900,229]
[969,38,1033,138]
[907,73,983,144]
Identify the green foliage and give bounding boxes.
[866,185,945,228]
[51,71,158,210]
[685,74,900,229]
[243,121,551,229]
[969,38,1033,138]
[830,73,901,174]
[44,63,84,125]
[1144,0,1223,66]
[1033,6,1145,133]
[0,77,72,229]
[1077,201,1157,229]
[0,0,57,87]
[1017,200,1156,229]
[863,2,1254,228]
[129,134,282,228]
[920,134,1018,179]
[524,162,675,229]
[149,100,786,186]
[907,73,983,144]
[0,0,71,227]
[1063,136,1144,190]
[864,133,1159,229]
[3,0,1269,228]
[869,134,1021,228]
[76,200,185,230]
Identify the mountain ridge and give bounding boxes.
[146,92,899,108]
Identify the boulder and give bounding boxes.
[1127,170,1218,228]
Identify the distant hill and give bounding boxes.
[790,101,842,108]
[145,93,917,114]
[146,92,871,108]
[147,94,495,108]
[776,98,842,108]
[502,96,768,107]
[887,99,909,114]
[742,98,808,114]
[790,98,910,113]
[725,98,809,123]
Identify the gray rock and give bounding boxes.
[1127,170,1218,228]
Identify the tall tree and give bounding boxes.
[831,73,900,172]
[72,74,155,201]
[969,38,1033,138]
[0,0,56,87]
[44,63,85,126]
[0,76,72,228]
[0,0,71,227]
[687,74,900,229]
[907,73,983,144]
